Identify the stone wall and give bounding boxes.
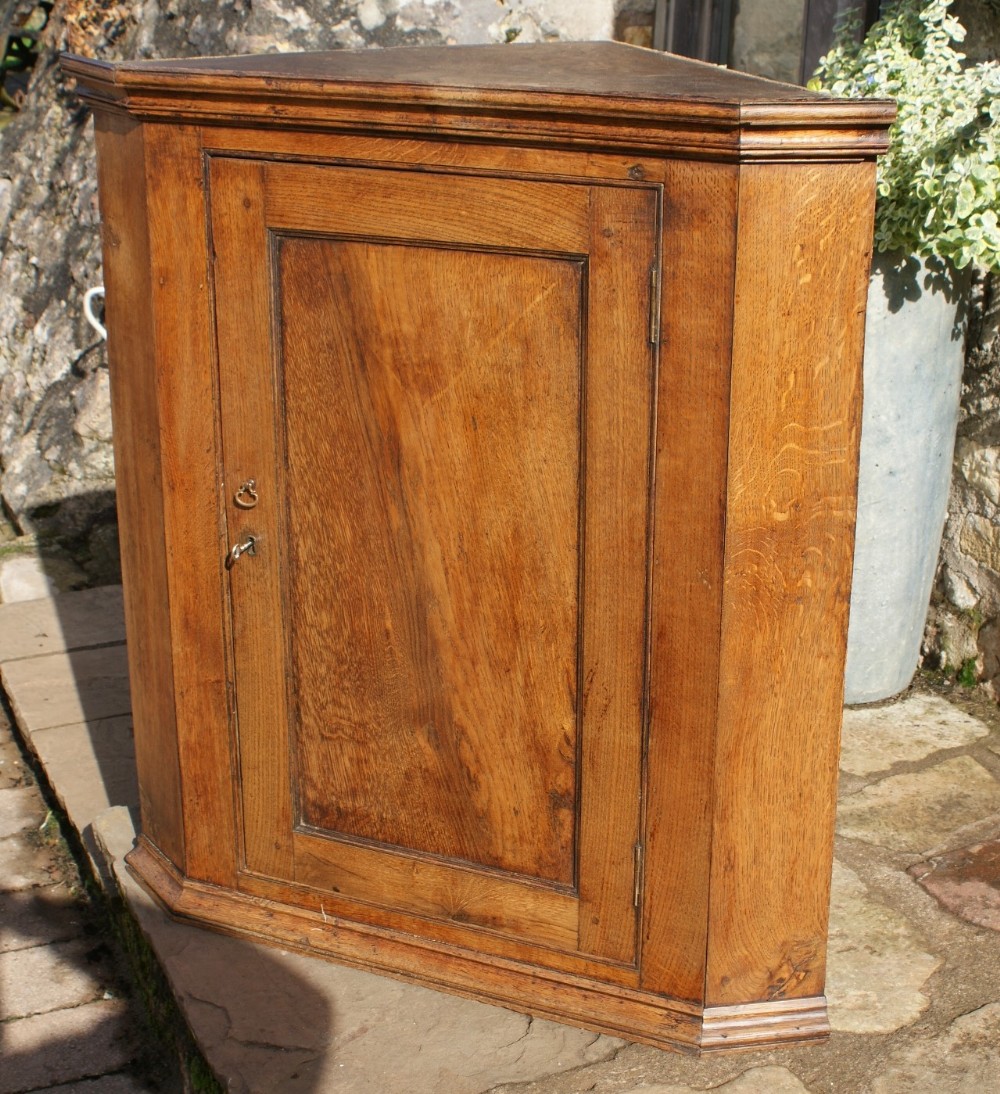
[919,0,1000,696]
[924,270,1000,693]
[730,0,804,82]
[954,0,1000,64]
[0,0,620,597]
[4,0,1000,699]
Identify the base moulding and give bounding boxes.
[125,836,831,1056]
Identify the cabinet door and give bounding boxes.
[211,157,657,969]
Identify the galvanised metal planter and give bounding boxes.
[845,253,969,704]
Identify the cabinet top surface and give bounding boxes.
[70,42,837,105]
[63,41,894,161]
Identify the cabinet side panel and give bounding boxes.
[143,126,236,886]
[708,161,874,1004]
[640,161,739,1001]
[93,114,184,869]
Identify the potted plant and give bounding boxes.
[809,0,1000,703]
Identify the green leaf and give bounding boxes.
[810,0,1000,272]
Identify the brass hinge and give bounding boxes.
[634,841,644,908]
[648,265,661,346]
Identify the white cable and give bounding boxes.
[84,286,107,341]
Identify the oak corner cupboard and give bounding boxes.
[62,41,893,1054]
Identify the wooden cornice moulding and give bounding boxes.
[61,42,894,163]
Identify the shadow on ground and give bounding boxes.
[0,519,335,1094]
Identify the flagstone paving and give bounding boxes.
[909,837,1000,932]
[0,705,151,1092]
[2,584,1000,1093]
[837,754,1000,853]
[824,862,940,1034]
[839,693,991,777]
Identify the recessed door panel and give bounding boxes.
[280,236,583,886]
[211,157,657,968]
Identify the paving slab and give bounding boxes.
[871,1001,1000,1092]
[617,1067,811,1093]
[825,861,940,1033]
[840,693,991,777]
[0,588,125,664]
[4,588,1000,1094]
[33,1076,155,1094]
[0,999,137,1094]
[0,834,65,892]
[27,716,138,834]
[836,755,1000,853]
[0,938,111,1021]
[0,786,47,839]
[0,554,87,605]
[1,645,131,734]
[92,805,625,1094]
[0,887,87,953]
[909,837,1000,932]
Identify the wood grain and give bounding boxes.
[576,185,658,964]
[200,125,670,184]
[640,159,740,1001]
[93,114,185,870]
[127,834,830,1054]
[707,161,875,1005]
[237,866,642,986]
[130,837,690,1045]
[212,156,655,963]
[280,236,582,885]
[263,161,593,252]
[292,830,580,952]
[208,156,296,881]
[142,124,237,886]
[81,42,889,1053]
[64,42,894,162]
